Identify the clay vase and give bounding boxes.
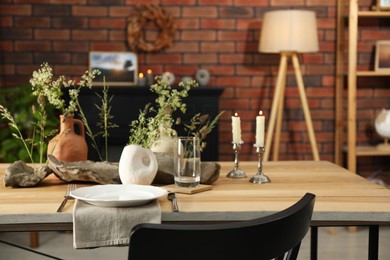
[47,115,88,162]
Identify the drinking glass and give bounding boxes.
[174,136,201,188]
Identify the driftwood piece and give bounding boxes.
[3,160,51,187]
[3,154,220,188]
[47,155,121,184]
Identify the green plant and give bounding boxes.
[77,79,118,161]
[0,84,57,163]
[184,111,224,152]
[128,77,195,148]
[128,76,224,150]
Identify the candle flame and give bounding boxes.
[147,69,152,74]
[234,112,238,117]
[259,110,263,116]
[139,72,144,78]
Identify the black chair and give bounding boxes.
[128,193,315,260]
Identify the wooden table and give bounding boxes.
[1,161,390,260]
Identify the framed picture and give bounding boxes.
[376,0,390,10]
[375,41,390,71]
[89,51,138,86]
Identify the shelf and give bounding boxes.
[358,11,390,17]
[356,70,390,76]
[356,145,390,156]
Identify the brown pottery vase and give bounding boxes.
[47,115,88,162]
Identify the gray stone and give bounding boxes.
[4,160,51,187]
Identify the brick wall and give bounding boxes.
[1,0,389,176]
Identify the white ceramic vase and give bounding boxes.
[118,144,158,185]
[375,108,390,150]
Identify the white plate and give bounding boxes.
[70,184,167,207]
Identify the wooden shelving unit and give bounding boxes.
[336,0,390,174]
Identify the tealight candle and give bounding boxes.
[231,113,242,144]
[146,69,154,86]
[138,72,146,87]
[255,110,265,147]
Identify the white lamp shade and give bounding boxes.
[259,10,319,53]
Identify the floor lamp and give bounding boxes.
[259,10,320,161]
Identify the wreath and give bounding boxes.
[127,5,176,53]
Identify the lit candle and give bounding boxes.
[255,110,265,147]
[146,69,154,86]
[138,72,146,87]
[231,113,242,144]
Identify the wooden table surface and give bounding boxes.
[1,160,390,232]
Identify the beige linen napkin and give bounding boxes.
[73,199,161,249]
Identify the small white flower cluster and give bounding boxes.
[29,62,100,115]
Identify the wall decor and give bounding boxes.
[127,5,176,53]
[374,41,390,71]
[376,0,390,10]
[89,52,138,86]
[195,69,210,87]
[161,71,175,85]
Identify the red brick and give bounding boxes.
[176,18,200,29]
[34,5,70,16]
[52,17,88,29]
[203,65,235,76]
[271,0,304,6]
[0,41,13,52]
[0,5,31,15]
[35,29,70,40]
[182,7,218,18]
[235,0,268,6]
[164,65,198,76]
[90,18,126,29]
[109,30,126,41]
[199,0,233,5]
[14,17,50,28]
[201,42,234,53]
[183,54,217,64]
[217,77,250,87]
[166,42,200,53]
[236,19,260,30]
[0,17,13,27]
[109,6,134,17]
[220,6,254,18]
[163,0,196,4]
[201,19,235,29]
[146,54,182,64]
[181,30,216,41]
[91,42,127,51]
[53,42,89,52]
[72,6,107,16]
[218,31,249,41]
[0,65,15,75]
[14,41,51,52]
[14,0,49,2]
[55,65,90,77]
[72,30,108,41]
[219,54,253,64]
[51,0,86,3]
[125,0,160,4]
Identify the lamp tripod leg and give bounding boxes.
[273,61,287,161]
[265,53,288,161]
[291,53,320,161]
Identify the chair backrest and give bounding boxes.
[128,192,315,260]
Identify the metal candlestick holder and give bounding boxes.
[250,146,271,184]
[227,142,247,178]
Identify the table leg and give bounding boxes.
[310,226,318,260]
[368,225,379,260]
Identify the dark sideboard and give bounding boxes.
[76,86,224,162]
